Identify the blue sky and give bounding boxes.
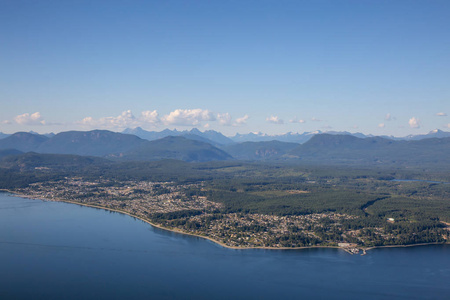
[1,0,449,136]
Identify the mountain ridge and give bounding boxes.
[117,136,233,162]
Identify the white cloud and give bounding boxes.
[311,117,322,122]
[162,109,215,126]
[1,120,11,125]
[79,110,162,129]
[408,117,420,129]
[217,113,232,126]
[436,112,447,117]
[384,113,392,121]
[14,112,46,125]
[266,115,284,124]
[78,109,245,130]
[378,123,385,128]
[78,110,141,129]
[216,113,249,127]
[140,110,160,125]
[78,117,96,126]
[234,114,249,126]
[290,117,305,124]
[444,123,450,128]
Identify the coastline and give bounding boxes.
[2,190,447,254]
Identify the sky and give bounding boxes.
[1,0,449,137]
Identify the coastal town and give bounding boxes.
[13,177,449,252]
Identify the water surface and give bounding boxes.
[1,193,449,299]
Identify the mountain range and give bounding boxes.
[287,134,450,166]
[222,141,299,160]
[0,130,230,162]
[122,127,234,145]
[0,129,449,166]
[1,128,450,145]
[121,127,450,144]
[116,136,232,162]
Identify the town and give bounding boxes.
[15,176,448,251]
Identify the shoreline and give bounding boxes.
[2,190,448,254]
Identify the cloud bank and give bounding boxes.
[290,117,305,124]
[14,112,46,125]
[77,109,248,130]
[161,109,215,126]
[266,115,284,124]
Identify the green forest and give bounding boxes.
[1,155,449,248]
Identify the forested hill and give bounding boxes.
[0,130,230,162]
[36,130,145,156]
[222,140,299,160]
[0,130,449,166]
[0,132,49,152]
[288,134,450,166]
[118,136,232,162]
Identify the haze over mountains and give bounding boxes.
[2,127,450,145]
[0,128,449,166]
[122,127,450,144]
[123,127,234,146]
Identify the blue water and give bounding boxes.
[1,193,449,299]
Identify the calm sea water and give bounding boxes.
[1,192,449,300]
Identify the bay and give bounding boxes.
[0,192,449,299]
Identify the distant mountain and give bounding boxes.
[287,134,450,166]
[180,133,219,146]
[188,128,234,145]
[119,136,233,162]
[0,130,229,161]
[218,129,450,144]
[122,127,234,145]
[230,130,371,144]
[324,131,372,139]
[223,141,299,160]
[0,149,23,159]
[0,132,10,140]
[0,132,49,152]
[122,127,177,141]
[36,130,145,157]
[379,129,450,141]
[29,131,55,138]
[44,132,56,138]
[2,129,449,164]
[402,129,450,141]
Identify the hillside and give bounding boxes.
[288,134,450,166]
[36,130,146,156]
[223,141,299,160]
[0,149,23,159]
[0,152,111,172]
[0,132,10,139]
[119,136,233,162]
[0,132,49,152]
